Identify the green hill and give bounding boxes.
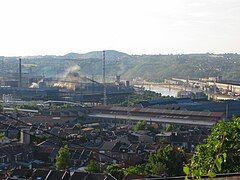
[1,52,240,82]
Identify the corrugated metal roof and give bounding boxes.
[93,106,224,118]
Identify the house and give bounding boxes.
[34,140,61,164]
[70,172,117,180]
[70,171,89,180]
[99,140,144,165]
[7,168,117,180]
[129,132,154,144]
[128,143,145,154]
[9,168,33,179]
[155,132,172,143]
[170,131,208,152]
[9,169,70,180]
[45,170,70,180]
[34,140,92,167]
[0,143,33,170]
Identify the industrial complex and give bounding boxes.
[0,52,239,180]
[0,57,134,103]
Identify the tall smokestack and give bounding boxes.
[103,51,107,105]
[19,58,22,88]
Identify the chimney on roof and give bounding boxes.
[20,128,30,145]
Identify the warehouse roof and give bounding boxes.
[93,106,224,118]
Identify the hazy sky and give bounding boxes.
[0,0,240,56]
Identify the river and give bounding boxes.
[142,85,179,97]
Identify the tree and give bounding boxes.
[79,135,87,143]
[166,124,173,132]
[55,145,71,170]
[106,164,124,180]
[133,120,147,131]
[0,133,5,140]
[114,90,162,106]
[184,117,240,179]
[157,137,169,145]
[63,103,72,109]
[75,123,82,130]
[86,160,101,173]
[145,145,186,176]
[124,165,144,176]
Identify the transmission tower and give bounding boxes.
[103,51,107,105]
[19,58,22,88]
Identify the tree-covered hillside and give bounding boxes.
[124,53,240,81]
[1,51,240,82]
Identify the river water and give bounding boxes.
[143,85,179,97]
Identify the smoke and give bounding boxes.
[62,65,80,79]
[29,82,39,88]
[53,65,81,90]
[53,82,76,90]
[29,79,44,89]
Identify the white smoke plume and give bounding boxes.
[53,65,81,90]
[62,65,80,79]
[29,82,39,88]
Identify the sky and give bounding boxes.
[0,0,240,56]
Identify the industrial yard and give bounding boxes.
[1,0,240,178]
[0,56,134,104]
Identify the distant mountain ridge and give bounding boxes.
[63,50,132,60]
[1,51,240,82]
